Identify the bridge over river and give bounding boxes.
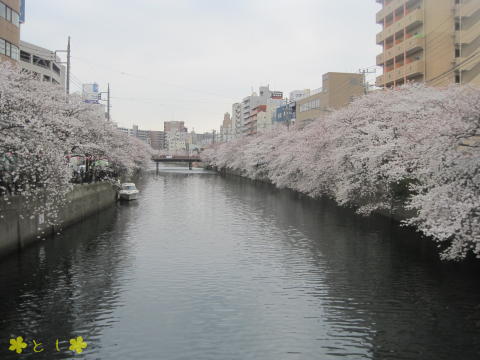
[152,155,203,171]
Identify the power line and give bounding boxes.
[71,56,237,101]
[427,51,480,85]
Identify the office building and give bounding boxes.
[274,101,296,126]
[375,0,480,87]
[289,89,311,102]
[296,72,364,128]
[19,41,65,87]
[149,131,166,150]
[0,0,20,63]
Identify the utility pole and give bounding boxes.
[66,36,71,98]
[55,36,71,102]
[285,96,290,130]
[359,67,376,95]
[107,83,110,121]
[99,83,111,120]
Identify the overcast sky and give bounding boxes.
[21,0,382,133]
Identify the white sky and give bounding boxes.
[21,0,382,132]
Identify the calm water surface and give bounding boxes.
[0,166,479,360]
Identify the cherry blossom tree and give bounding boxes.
[0,63,152,225]
[202,84,480,261]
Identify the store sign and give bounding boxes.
[271,91,283,99]
[19,0,25,23]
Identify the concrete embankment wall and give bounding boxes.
[0,182,116,258]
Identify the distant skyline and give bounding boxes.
[21,0,381,132]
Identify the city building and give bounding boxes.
[262,96,286,132]
[244,105,267,136]
[375,0,480,88]
[231,103,242,138]
[241,86,283,136]
[166,131,188,152]
[149,131,166,151]
[19,41,66,87]
[220,112,234,142]
[117,125,166,150]
[296,72,364,128]
[164,121,187,133]
[132,125,151,145]
[289,89,311,102]
[164,121,188,152]
[192,131,214,148]
[274,101,296,126]
[0,0,20,63]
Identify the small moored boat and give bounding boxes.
[118,183,139,201]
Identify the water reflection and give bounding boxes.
[0,170,478,360]
[0,205,132,359]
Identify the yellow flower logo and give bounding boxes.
[8,336,27,354]
[69,336,87,354]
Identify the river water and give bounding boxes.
[0,166,479,360]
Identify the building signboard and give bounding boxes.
[19,0,25,23]
[271,91,283,99]
[82,83,100,104]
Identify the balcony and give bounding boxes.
[376,59,424,86]
[376,36,424,65]
[377,8,423,44]
[376,0,404,23]
[455,0,480,18]
[456,20,480,45]
[404,59,424,77]
[456,56,480,72]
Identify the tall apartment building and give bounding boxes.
[0,0,20,63]
[231,103,242,137]
[244,105,267,136]
[375,0,480,88]
[296,72,364,128]
[19,41,66,88]
[241,86,283,136]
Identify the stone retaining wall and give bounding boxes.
[0,182,116,258]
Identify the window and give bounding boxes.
[455,72,461,84]
[11,44,19,60]
[455,21,461,31]
[455,47,461,58]
[20,50,30,62]
[52,63,61,74]
[5,41,10,57]
[33,55,51,69]
[0,38,4,55]
[0,2,20,27]
[12,11,18,26]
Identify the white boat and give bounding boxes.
[118,183,139,201]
